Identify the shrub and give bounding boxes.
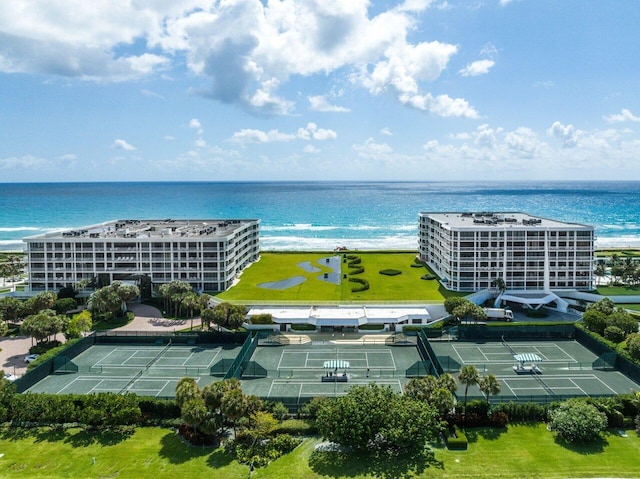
[349,266,365,275]
[274,419,315,436]
[627,333,640,361]
[445,427,468,450]
[250,313,274,325]
[604,325,625,344]
[264,401,289,421]
[421,274,436,280]
[349,277,369,292]
[548,399,607,443]
[492,402,548,422]
[379,269,402,276]
[359,324,384,330]
[290,323,316,331]
[347,257,362,266]
[410,263,424,268]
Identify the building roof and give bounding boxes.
[23,219,259,242]
[419,212,593,231]
[247,306,430,325]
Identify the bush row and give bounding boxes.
[0,391,179,427]
[349,277,370,292]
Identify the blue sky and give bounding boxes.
[1,0,639,182]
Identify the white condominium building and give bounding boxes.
[24,219,260,293]
[419,212,594,292]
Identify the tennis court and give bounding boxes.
[430,339,640,401]
[239,334,424,403]
[26,342,242,397]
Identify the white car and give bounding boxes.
[4,373,17,382]
[25,354,39,364]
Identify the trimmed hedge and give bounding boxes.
[349,277,369,292]
[290,323,316,331]
[359,324,384,330]
[349,266,365,275]
[274,418,316,436]
[379,269,401,276]
[421,274,436,280]
[445,427,468,450]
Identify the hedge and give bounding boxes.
[379,269,401,276]
[273,418,316,436]
[445,427,468,450]
[349,277,370,292]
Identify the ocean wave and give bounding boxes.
[0,227,41,232]
[261,224,339,232]
[595,236,640,248]
[261,224,416,233]
[261,234,418,251]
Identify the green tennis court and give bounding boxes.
[239,335,424,402]
[26,343,242,397]
[430,339,640,402]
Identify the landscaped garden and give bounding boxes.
[217,251,460,302]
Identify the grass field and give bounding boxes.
[0,425,639,478]
[217,251,461,302]
[596,285,640,296]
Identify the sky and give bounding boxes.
[0,0,639,182]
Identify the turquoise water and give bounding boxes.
[0,181,639,250]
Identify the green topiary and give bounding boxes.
[379,269,401,276]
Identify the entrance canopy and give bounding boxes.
[324,360,350,369]
[514,353,541,363]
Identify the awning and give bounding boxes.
[324,360,350,369]
[514,353,542,363]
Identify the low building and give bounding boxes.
[419,212,594,293]
[246,305,431,332]
[23,219,260,293]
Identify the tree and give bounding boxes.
[201,308,215,331]
[491,277,506,294]
[444,297,469,315]
[582,309,608,336]
[25,291,57,315]
[0,297,23,322]
[0,254,24,288]
[586,298,615,316]
[594,263,606,286]
[626,333,640,361]
[209,302,247,331]
[20,309,65,345]
[478,374,501,405]
[158,280,193,317]
[458,365,480,420]
[470,305,488,323]
[87,281,139,320]
[603,325,625,344]
[315,383,439,454]
[181,292,200,330]
[65,310,93,339]
[608,309,638,336]
[548,399,607,443]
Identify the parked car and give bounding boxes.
[4,373,17,382]
[25,354,39,364]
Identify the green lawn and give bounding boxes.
[217,252,459,303]
[596,285,640,296]
[0,425,639,478]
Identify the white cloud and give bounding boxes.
[142,89,165,100]
[459,59,495,77]
[0,155,47,170]
[230,123,336,144]
[303,144,321,154]
[603,109,640,123]
[189,119,203,133]
[309,95,350,112]
[399,92,479,118]
[0,1,477,116]
[380,127,393,136]
[548,121,580,148]
[112,139,136,151]
[533,80,554,88]
[195,138,207,148]
[164,135,175,141]
[353,138,394,162]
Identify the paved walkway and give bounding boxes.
[114,303,202,332]
[0,303,203,378]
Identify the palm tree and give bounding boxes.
[478,374,501,405]
[458,365,480,424]
[594,263,606,286]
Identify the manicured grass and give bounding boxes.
[596,285,640,296]
[218,251,461,303]
[596,249,640,258]
[0,425,639,478]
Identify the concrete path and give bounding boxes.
[114,303,202,332]
[0,302,204,378]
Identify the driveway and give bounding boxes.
[115,303,202,332]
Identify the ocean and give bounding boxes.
[0,181,639,251]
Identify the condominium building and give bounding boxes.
[23,219,260,293]
[419,212,594,292]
